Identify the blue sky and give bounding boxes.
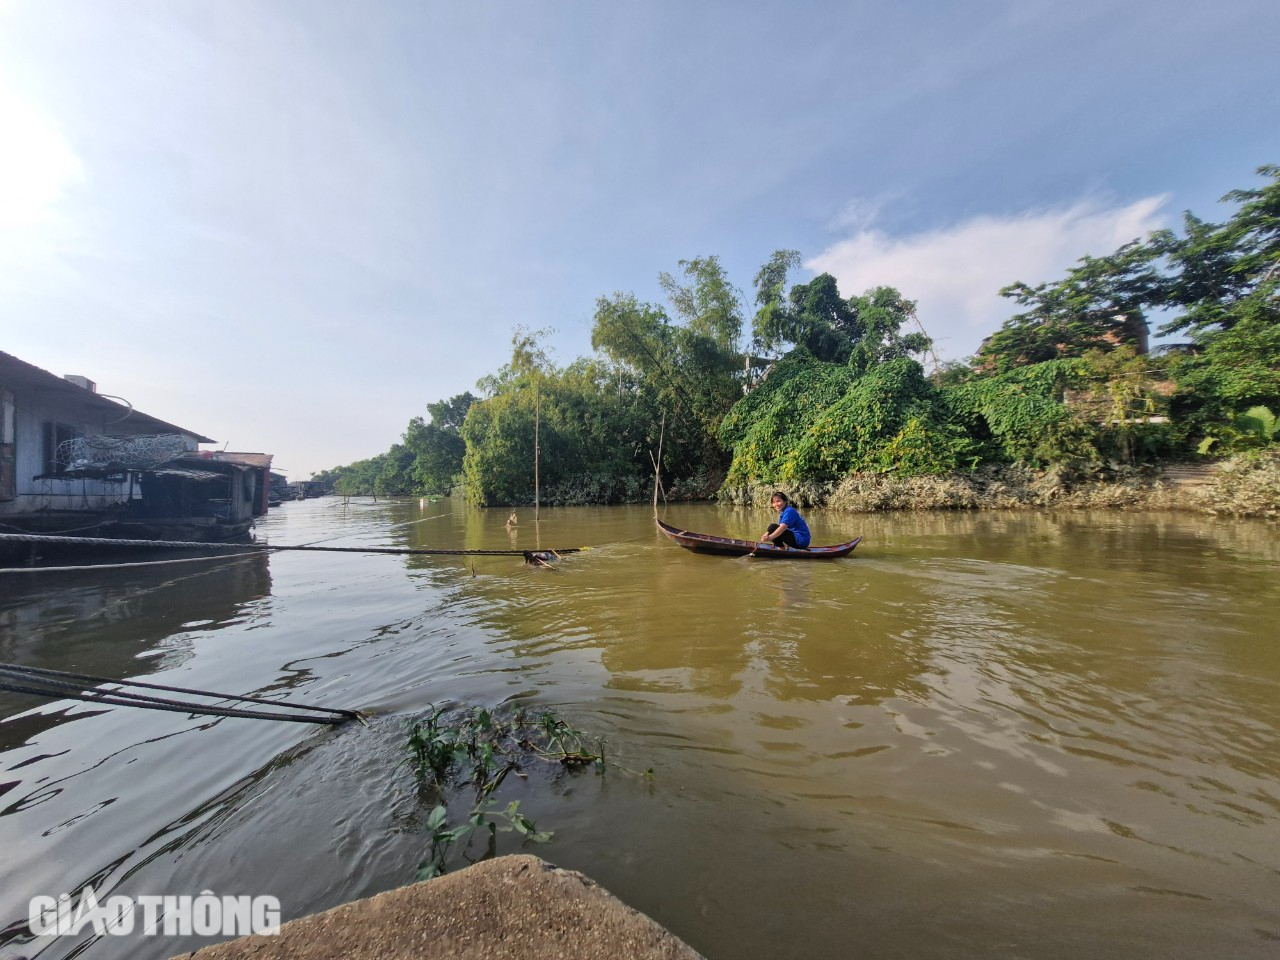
[1,0,1276,477]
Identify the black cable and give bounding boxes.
[0,532,588,557]
[0,663,359,720]
[0,680,346,724]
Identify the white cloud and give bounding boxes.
[806,196,1170,361]
[826,195,894,233]
[0,83,84,229]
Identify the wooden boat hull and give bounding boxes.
[656,518,860,559]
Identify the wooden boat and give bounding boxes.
[656,518,861,559]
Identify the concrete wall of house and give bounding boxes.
[0,387,199,516]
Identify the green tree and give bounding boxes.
[403,390,475,495]
[375,443,417,497]
[980,241,1161,371]
[1158,163,1280,337]
[426,392,478,433]
[462,331,656,505]
[751,249,802,353]
[845,287,934,374]
[1156,165,1280,439]
[749,250,932,369]
[592,258,745,442]
[659,255,745,351]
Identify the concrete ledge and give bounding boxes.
[169,855,704,960]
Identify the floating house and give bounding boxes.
[289,480,331,499]
[0,350,271,564]
[268,471,291,506]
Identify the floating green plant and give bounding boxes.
[406,704,614,880]
[407,704,607,798]
[416,800,553,881]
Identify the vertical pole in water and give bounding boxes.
[652,411,665,515]
[534,380,540,525]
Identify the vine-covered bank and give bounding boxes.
[315,165,1280,518]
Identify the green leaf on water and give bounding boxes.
[426,805,449,831]
[415,862,442,882]
[404,704,636,883]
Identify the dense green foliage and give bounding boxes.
[978,164,1279,430]
[315,165,1278,502]
[945,360,1093,465]
[460,340,656,506]
[718,353,967,482]
[751,251,932,371]
[313,392,475,496]
[718,349,856,482]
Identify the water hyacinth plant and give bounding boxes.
[406,704,611,880]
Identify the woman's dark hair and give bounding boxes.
[769,491,789,505]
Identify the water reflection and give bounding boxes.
[0,555,272,740]
[1,500,1277,960]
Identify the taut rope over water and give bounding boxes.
[0,532,589,558]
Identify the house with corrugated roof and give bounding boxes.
[0,351,272,563]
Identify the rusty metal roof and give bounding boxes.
[210,451,274,469]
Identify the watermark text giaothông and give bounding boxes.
[29,888,281,937]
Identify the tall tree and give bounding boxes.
[749,249,932,369]
[752,249,802,352]
[845,287,934,374]
[403,391,476,495]
[426,392,478,433]
[981,240,1161,371]
[592,260,743,434]
[786,273,858,362]
[658,256,745,351]
[1157,163,1280,337]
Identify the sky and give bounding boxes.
[1,0,1276,478]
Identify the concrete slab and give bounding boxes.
[169,855,704,960]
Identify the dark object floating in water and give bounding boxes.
[656,518,861,559]
[523,550,562,568]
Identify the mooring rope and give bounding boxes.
[0,663,364,725]
[0,532,588,557]
[0,551,263,574]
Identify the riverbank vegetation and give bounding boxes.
[315,165,1280,517]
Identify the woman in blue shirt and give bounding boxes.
[761,491,811,549]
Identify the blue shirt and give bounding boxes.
[778,505,811,548]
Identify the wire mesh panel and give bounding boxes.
[58,434,190,470]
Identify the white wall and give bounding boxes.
[0,386,200,516]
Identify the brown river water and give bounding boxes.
[0,499,1277,959]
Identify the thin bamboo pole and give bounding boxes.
[652,411,666,515]
[534,380,541,524]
